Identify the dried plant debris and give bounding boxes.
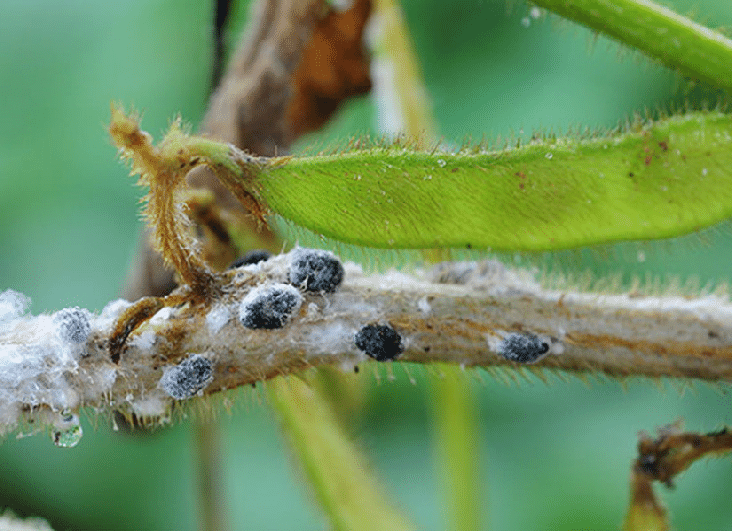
[624,421,732,531]
[125,0,373,302]
[286,0,372,139]
[204,0,372,154]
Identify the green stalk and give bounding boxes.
[532,0,732,90]
[430,367,483,531]
[268,376,415,531]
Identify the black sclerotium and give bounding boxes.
[355,324,404,361]
[228,249,272,269]
[496,332,550,364]
[159,354,213,400]
[239,284,302,330]
[53,307,91,344]
[289,248,344,293]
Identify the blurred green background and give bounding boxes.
[1,0,731,529]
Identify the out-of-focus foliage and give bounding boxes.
[1,1,731,530]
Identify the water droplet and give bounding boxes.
[437,159,446,168]
[51,412,83,448]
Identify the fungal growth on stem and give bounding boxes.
[355,324,404,361]
[496,332,550,364]
[238,284,303,330]
[159,354,214,400]
[289,248,345,293]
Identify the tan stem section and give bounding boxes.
[102,261,732,412]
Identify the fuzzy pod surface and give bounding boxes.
[254,113,732,251]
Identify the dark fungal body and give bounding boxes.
[496,332,550,364]
[239,284,302,330]
[159,354,213,400]
[290,248,344,293]
[229,249,272,269]
[355,324,403,361]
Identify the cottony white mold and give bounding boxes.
[0,290,30,322]
[206,305,231,334]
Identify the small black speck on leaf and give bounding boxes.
[355,324,403,361]
[239,284,302,329]
[229,249,272,269]
[54,307,91,344]
[497,332,550,364]
[159,354,213,400]
[290,248,344,293]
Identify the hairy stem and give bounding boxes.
[532,0,732,91]
[3,254,732,436]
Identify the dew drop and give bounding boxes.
[51,412,82,448]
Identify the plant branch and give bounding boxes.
[3,253,732,436]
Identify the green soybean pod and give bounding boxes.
[253,112,732,251]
